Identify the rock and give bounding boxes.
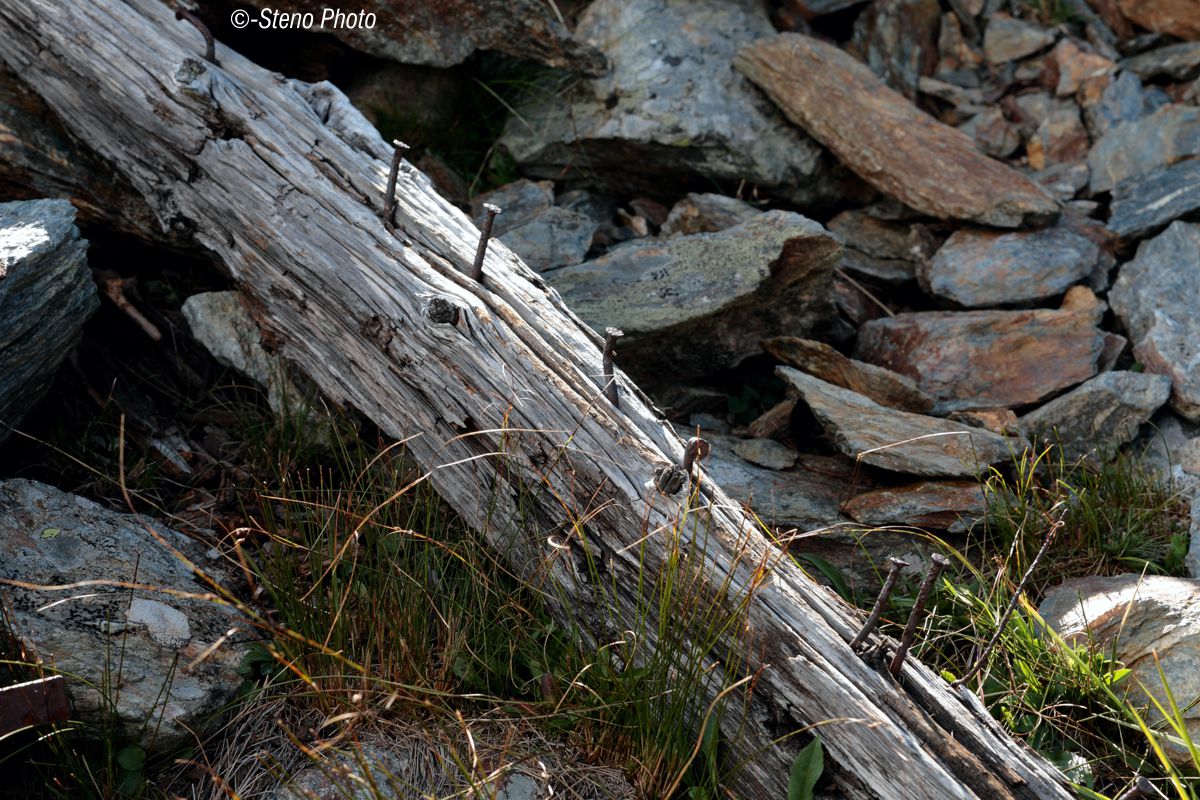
[1029,161,1092,201]
[847,0,941,99]
[182,292,313,419]
[785,0,870,17]
[746,397,798,439]
[826,210,920,283]
[660,193,760,237]
[500,0,852,207]
[238,0,606,74]
[960,106,1021,159]
[732,438,799,470]
[699,432,848,531]
[947,408,1021,435]
[1122,42,1200,81]
[1039,574,1200,764]
[919,218,1104,307]
[0,199,96,444]
[1049,39,1116,97]
[1088,105,1200,193]
[855,309,1104,412]
[342,63,464,140]
[1107,158,1200,240]
[919,76,987,125]
[1110,222,1200,421]
[983,14,1056,64]
[1019,371,1171,459]
[778,368,1024,477]
[547,211,839,381]
[937,12,984,74]
[499,207,599,272]
[1133,411,1200,578]
[763,336,934,413]
[471,179,554,234]
[0,479,248,752]
[1115,0,1200,41]
[843,481,986,533]
[1085,70,1159,137]
[1026,107,1090,169]
[690,412,732,435]
[734,33,1059,228]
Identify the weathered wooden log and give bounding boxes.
[0,3,1073,797]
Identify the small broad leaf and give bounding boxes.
[788,737,824,800]
[116,743,146,771]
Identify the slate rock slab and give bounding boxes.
[1039,574,1200,764]
[763,336,934,413]
[778,367,1024,476]
[983,14,1055,64]
[1110,221,1200,421]
[0,198,97,444]
[732,437,799,471]
[843,481,986,533]
[920,217,1104,306]
[826,210,920,283]
[1088,104,1200,193]
[847,0,940,99]
[855,309,1104,412]
[1122,42,1200,81]
[500,0,850,206]
[661,193,760,237]
[0,479,249,752]
[1084,70,1157,138]
[1108,158,1200,240]
[547,211,840,381]
[734,33,1059,228]
[1115,0,1200,41]
[1019,370,1170,460]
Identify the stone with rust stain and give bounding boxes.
[734,33,1059,228]
[764,336,934,413]
[843,481,986,533]
[854,308,1104,412]
[1116,0,1200,40]
[778,368,1025,477]
[1088,104,1200,193]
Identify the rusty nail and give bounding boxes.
[382,139,409,229]
[682,437,711,479]
[850,557,909,652]
[470,203,501,282]
[174,4,216,64]
[889,553,949,678]
[602,327,623,407]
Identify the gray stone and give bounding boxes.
[920,218,1104,307]
[1027,107,1090,170]
[843,480,986,533]
[1029,161,1092,202]
[826,210,920,283]
[983,14,1056,64]
[847,0,941,99]
[547,211,839,381]
[1085,71,1153,138]
[732,437,799,470]
[763,336,934,413]
[1019,371,1171,460]
[1108,158,1200,240]
[0,199,96,444]
[1133,411,1200,578]
[499,0,851,207]
[0,479,248,753]
[1088,105,1200,193]
[1110,222,1200,421]
[660,193,760,237]
[960,106,1021,159]
[470,179,554,236]
[1039,574,1200,764]
[855,308,1105,412]
[778,368,1025,477]
[1122,42,1200,81]
[495,206,599,272]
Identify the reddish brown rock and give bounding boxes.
[733,33,1059,228]
[843,481,986,532]
[854,309,1104,411]
[1026,108,1090,169]
[764,337,934,412]
[1116,0,1200,40]
[746,397,798,440]
[947,408,1021,435]
[1049,39,1116,97]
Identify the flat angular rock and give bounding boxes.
[732,437,799,470]
[0,198,97,444]
[1122,42,1200,81]
[843,480,986,533]
[548,211,839,381]
[1026,107,1090,169]
[496,207,598,272]
[983,14,1056,64]
[734,33,1059,228]
[826,210,920,283]
[960,106,1021,159]
[847,0,941,99]
[1085,70,1160,138]
[1088,104,1200,193]
[661,193,760,237]
[855,309,1104,411]
[1108,158,1200,240]
[0,479,248,752]
[778,368,1024,476]
[240,0,606,73]
[1110,222,1200,421]
[1020,371,1171,459]
[500,0,850,207]
[1116,0,1200,40]
[763,336,934,413]
[920,218,1104,307]
[471,180,554,234]
[1039,574,1200,764]
[1049,39,1116,97]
